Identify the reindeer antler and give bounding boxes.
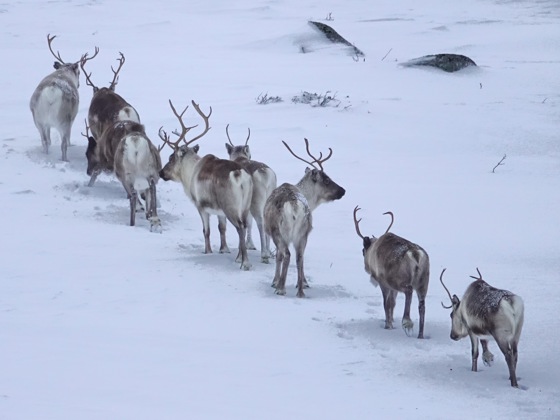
[81,119,91,140]
[79,46,99,66]
[159,99,212,152]
[47,34,66,64]
[382,211,394,234]
[469,267,484,281]
[109,52,125,90]
[439,268,454,309]
[282,138,333,171]
[80,58,98,91]
[353,206,365,240]
[226,124,250,146]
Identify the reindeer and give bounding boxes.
[159,100,253,270]
[353,207,429,338]
[80,52,140,186]
[440,268,524,387]
[83,120,162,231]
[264,138,345,297]
[30,34,98,161]
[225,124,277,263]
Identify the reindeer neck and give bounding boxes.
[178,152,202,192]
[295,177,321,212]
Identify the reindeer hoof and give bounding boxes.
[296,290,306,298]
[241,262,252,271]
[275,287,286,296]
[220,247,231,254]
[482,351,494,366]
[261,256,270,264]
[149,217,162,233]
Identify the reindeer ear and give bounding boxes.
[363,236,372,251]
[53,61,61,70]
[225,143,233,154]
[193,144,200,154]
[243,145,251,158]
[452,295,460,305]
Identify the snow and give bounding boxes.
[1,0,560,418]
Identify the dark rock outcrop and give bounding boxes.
[400,54,477,72]
[308,21,365,57]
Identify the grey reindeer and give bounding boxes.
[353,207,429,338]
[264,138,346,298]
[159,100,253,270]
[82,120,162,231]
[225,124,277,263]
[30,34,98,161]
[81,52,141,186]
[440,268,524,387]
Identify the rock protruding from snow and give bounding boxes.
[400,54,477,72]
[308,21,365,57]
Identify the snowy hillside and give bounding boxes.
[1,0,559,419]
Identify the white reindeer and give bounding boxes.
[159,100,253,270]
[264,138,346,297]
[30,34,98,161]
[83,120,162,231]
[440,268,524,387]
[225,124,277,263]
[353,207,430,338]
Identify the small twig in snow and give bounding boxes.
[492,154,507,173]
[381,48,393,61]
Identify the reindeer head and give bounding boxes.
[225,124,251,161]
[158,99,211,182]
[439,268,467,340]
[47,34,98,87]
[81,120,99,176]
[283,138,345,209]
[353,207,395,254]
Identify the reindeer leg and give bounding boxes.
[245,215,256,250]
[148,179,161,233]
[60,123,71,162]
[380,285,396,330]
[88,169,101,187]
[417,293,426,339]
[198,210,212,254]
[253,212,270,264]
[129,190,137,226]
[276,245,290,295]
[295,235,308,298]
[218,215,231,254]
[39,125,50,155]
[469,332,480,372]
[481,339,494,366]
[272,244,283,289]
[235,223,251,271]
[401,285,414,336]
[495,339,518,387]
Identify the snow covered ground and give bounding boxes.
[1,0,559,418]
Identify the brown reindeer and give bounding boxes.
[353,207,429,338]
[81,52,140,185]
[264,138,345,297]
[225,124,277,263]
[30,34,98,161]
[159,100,253,270]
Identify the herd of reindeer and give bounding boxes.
[28,35,525,387]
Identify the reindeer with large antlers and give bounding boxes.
[225,124,277,263]
[440,268,524,387]
[264,138,345,297]
[81,52,141,185]
[159,100,253,270]
[353,207,429,338]
[30,34,98,161]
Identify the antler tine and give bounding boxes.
[382,211,394,234]
[282,140,319,170]
[183,100,212,146]
[469,267,484,281]
[79,46,99,66]
[303,137,333,171]
[109,52,126,90]
[80,119,90,139]
[47,34,65,64]
[439,268,454,309]
[158,126,183,152]
[245,127,251,145]
[79,58,97,90]
[353,205,365,240]
[225,124,234,146]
